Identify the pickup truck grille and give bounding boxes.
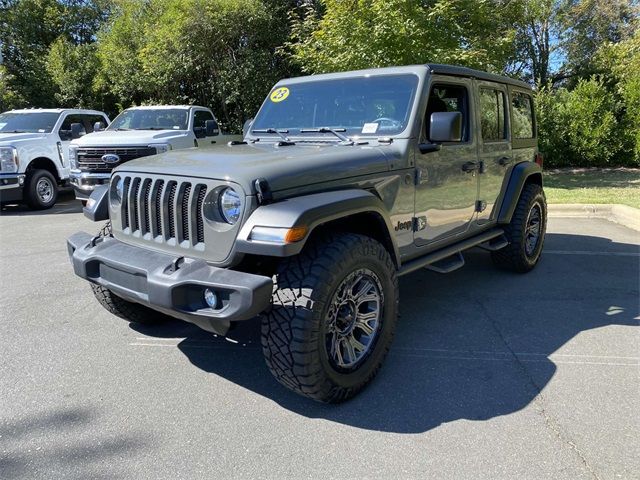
[77,147,157,172]
[118,175,207,246]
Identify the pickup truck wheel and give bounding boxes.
[25,169,58,209]
[492,183,547,272]
[262,233,399,403]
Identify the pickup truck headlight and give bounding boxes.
[68,145,78,170]
[148,143,172,154]
[219,187,241,224]
[0,147,18,173]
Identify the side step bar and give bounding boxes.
[398,229,505,277]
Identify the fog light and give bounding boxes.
[204,288,218,309]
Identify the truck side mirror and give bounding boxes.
[205,119,219,137]
[93,121,106,132]
[70,122,84,140]
[243,118,254,138]
[430,112,462,143]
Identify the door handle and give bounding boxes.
[461,161,478,172]
[498,156,512,166]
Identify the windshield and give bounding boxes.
[251,74,419,138]
[108,109,189,131]
[0,112,61,134]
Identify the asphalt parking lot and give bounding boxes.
[1,192,638,480]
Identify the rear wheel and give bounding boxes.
[25,169,58,209]
[262,233,399,403]
[492,183,547,272]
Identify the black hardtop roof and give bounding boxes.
[426,64,532,90]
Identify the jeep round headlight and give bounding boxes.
[219,187,241,224]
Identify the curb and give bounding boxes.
[548,204,640,231]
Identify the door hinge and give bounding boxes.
[413,216,427,231]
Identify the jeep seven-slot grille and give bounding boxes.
[119,175,208,247]
[77,147,157,171]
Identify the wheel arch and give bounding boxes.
[236,189,400,268]
[497,161,543,224]
[25,157,61,182]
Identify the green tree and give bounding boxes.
[287,0,522,74]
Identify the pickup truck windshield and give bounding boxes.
[108,109,189,131]
[252,74,419,138]
[0,112,61,134]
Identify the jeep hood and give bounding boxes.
[0,132,47,144]
[116,142,398,194]
[72,129,189,146]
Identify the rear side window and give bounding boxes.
[479,88,507,141]
[511,92,534,139]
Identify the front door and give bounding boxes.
[475,81,512,224]
[414,78,479,245]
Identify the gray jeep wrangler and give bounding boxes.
[68,64,546,403]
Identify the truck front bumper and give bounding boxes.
[67,232,273,335]
[70,172,110,201]
[0,173,25,203]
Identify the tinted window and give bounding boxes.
[511,92,534,139]
[480,88,507,141]
[59,114,88,137]
[252,74,419,137]
[193,110,214,129]
[0,112,60,133]
[108,109,189,131]
[425,84,469,142]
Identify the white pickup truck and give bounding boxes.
[0,108,110,209]
[69,105,241,201]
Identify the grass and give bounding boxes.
[543,168,640,209]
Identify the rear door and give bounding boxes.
[475,80,512,224]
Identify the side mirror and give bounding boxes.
[93,121,105,132]
[243,118,254,138]
[430,112,462,143]
[205,119,219,137]
[70,122,84,139]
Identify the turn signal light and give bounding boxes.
[284,226,308,243]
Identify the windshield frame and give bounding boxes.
[0,112,62,134]
[107,108,190,131]
[248,72,422,142]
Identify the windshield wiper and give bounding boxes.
[252,128,294,145]
[135,127,173,130]
[113,128,131,131]
[3,130,27,133]
[300,127,353,145]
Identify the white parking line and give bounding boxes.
[544,250,640,257]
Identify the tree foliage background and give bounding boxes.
[0,0,638,166]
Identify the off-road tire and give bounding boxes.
[25,169,58,210]
[89,221,166,325]
[492,183,547,272]
[262,233,399,403]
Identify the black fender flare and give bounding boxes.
[497,161,543,224]
[236,189,399,265]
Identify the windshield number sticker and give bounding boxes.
[270,87,290,103]
[362,123,379,134]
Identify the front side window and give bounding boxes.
[479,88,507,141]
[59,114,88,138]
[425,84,469,142]
[108,109,189,131]
[511,92,534,139]
[193,110,214,129]
[0,112,60,134]
[251,74,419,138]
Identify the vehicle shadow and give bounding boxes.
[0,191,82,216]
[130,232,639,434]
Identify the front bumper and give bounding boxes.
[70,171,110,200]
[67,232,273,335]
[0,173,25,202]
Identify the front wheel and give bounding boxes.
[492,183,547,272]
[25,169,58,210]
[262,233,399,403]
[91,284,167,325]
